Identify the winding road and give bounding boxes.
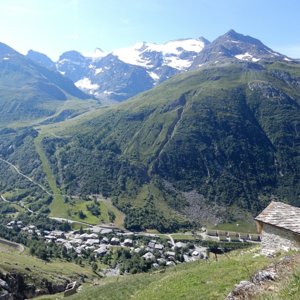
[1,194,34,214]
[0,157,52,195]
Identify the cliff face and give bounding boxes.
[0,272,67,299]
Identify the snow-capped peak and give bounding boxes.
[112,38,207,70]
[112,43,151,67]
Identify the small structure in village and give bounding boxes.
[255,201,300,255]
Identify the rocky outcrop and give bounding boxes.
[225,255,300,300]
[0,272,68,299]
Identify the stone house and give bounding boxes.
[255,201,300,255]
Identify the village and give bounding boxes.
[3,200,300,273]
[4,216,262,275]
[2,201,300,299]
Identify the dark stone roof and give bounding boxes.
[255,201,300,235]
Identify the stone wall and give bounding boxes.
[261,223,300,255]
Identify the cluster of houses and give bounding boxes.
[140,240,208,268]
[6,200,300,263]
[5,220,208,268]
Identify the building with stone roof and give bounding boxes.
[255,201,300,255]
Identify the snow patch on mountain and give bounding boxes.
[147,71,159,81]
[95,68,103,75]
[112,42,152,67]
[75,77,99,91]
[235,52,260,62]
[164,55,192,69]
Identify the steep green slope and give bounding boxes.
[0,42,94,127]
[39,59,300,230]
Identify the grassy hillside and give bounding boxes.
[1,59,300,231]
[35,247,274,300]
[36,60,300,230]
[0,241,96,296]
[0,42,100,128]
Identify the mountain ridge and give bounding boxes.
[1,31,299,231]
[31,59,300,230]
[25,30,294,102]
[0,42,92,126]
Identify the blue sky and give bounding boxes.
[0,0,299,60]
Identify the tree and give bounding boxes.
[92,262,98,272]
[78,210,86,219]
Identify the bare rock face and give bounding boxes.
[0,272,68,299]
[226,280,256,300]
[225,255,300,300]
[251,270,277,284]
[225,267,277,299]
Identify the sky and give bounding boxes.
[0,0,300,61]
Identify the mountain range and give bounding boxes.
[26,30,295,102]
[0,30,299,231]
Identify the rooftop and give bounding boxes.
[255,201,300,235]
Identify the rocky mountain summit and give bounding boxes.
[26,30,293,102]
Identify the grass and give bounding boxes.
[171,233,197,241]
[210,220,257,234]
[34,133,68,218]
[0,247,96,285]
[2,188,27,201]
[255,254,300,300]
[100,199,125,228]
[58,247,274,300]
[271,270,300,300]
[71,223,90,231]
[63,198,125,227]
[67,201,102,225]
[7,98,100,129]
[0,240,21,253]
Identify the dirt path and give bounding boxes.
[50,217,93,227]
[167,234,175,247]
[0,157,52,195]
[0,194,9,203]
[0,237,24,252]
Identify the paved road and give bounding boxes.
[0,157,52,195]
